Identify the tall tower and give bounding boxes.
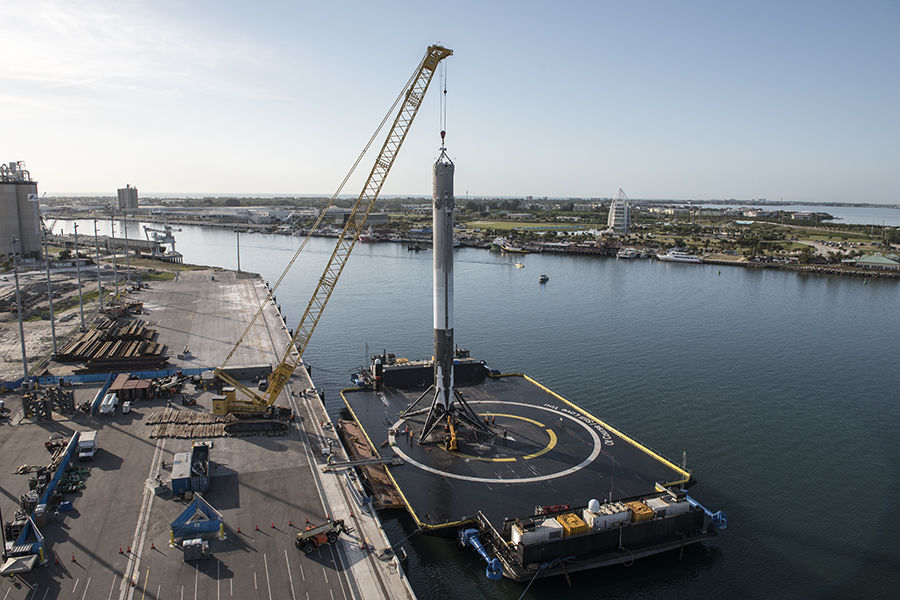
[117,184,139,211]
[0,161,41,257]
[607,188,630,234]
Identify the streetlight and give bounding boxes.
[42,224,57,354]
[11,237,28,381]
[110,216,119,298]
[93,219,104,312]
[73,222,86,331]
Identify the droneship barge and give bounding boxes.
[340,353,726,582]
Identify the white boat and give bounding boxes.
[617,247,638,259]
[656,249,703,263]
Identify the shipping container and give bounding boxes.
[626,501,654,522]
[556,512,589,537]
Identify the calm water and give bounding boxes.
[699,203,900,227]
[57,220,900,599]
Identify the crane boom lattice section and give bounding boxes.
[255,45,452,408]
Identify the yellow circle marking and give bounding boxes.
[444,413,557,462]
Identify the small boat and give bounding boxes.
[539,274,549,283]
[656,248,703,263]
[515,263,525,269]
[617,247,638,259]
[502,241,530,254]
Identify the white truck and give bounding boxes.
[78,430,98,460]
[99,393,118,415]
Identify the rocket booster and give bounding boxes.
[432,154,455,409]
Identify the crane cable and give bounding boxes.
[220,64,423,369]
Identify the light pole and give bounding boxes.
[73,222,86,331]
[11,237,28,381]
[122,210,131,285]
[93,219,104,312]
[236,230,241,272]
[110,216,119,298]
[42,226,57,354]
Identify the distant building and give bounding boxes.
[855,252,899,271]
[791,211,814,220]
[0,161,42,257]
[117,184,139,211]
[607,188,630,234]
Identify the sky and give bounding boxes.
[2,0,899,203]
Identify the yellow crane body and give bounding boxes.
[213,44,452,417]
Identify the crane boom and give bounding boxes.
[214,44,452,414]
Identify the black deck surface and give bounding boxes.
[343,374,688,529]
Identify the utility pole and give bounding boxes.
[122,210,131,285]
[73,222,86,331]
[42,226,57,354]
[11,238,29,382]
[236,230,241,272]
[93,219,104,311]
[110,216,120,298]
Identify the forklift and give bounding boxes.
[295,519,351,554]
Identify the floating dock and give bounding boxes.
[342,358,692,531]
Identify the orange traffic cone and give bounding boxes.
[151,541,156,550]
[305,516,310,524]
[289,518,293,527]
[271,520,275,529]
[119,546,124,554]
[54,555,59,565]
[71,554,76,563]
[237,526,241,534]
[255,523,259,531]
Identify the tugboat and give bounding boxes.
[539,274,549,283]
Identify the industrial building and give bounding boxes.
[0,161,42,257]
[117,184,139,211]
[607,187,630,234]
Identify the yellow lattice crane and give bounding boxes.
[212,44,453,421]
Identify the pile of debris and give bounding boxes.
[53,318,167,372]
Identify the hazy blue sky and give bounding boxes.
[2,1,898,203]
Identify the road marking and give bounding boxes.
[81,577,91,600]
[107,574,118,600]
[284,550,297,600]
[42,589,49,600]
[141,569,149,600]
[390,400,602,483]
[180,585,183,600]
[3,586,9,600]
[230,579,233,596]
[253,572,258,590]
[330,589,335,600]
[121,438,166,600]
[322,567,328,584]
[217,560,220,600]
[156,586,160,600]
[263,554,273,600]
[305,593,310,600]
[299,563,305,581]
[194,564,198,600]
[73,578,79,593]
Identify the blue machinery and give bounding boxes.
[686,494,728,530]
[458,528,503,580]
[169,494,226,546]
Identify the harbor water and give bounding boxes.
[55,220,900,598]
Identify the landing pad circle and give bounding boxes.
[389,401,602,484]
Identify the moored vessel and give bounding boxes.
[656,248,703,263]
